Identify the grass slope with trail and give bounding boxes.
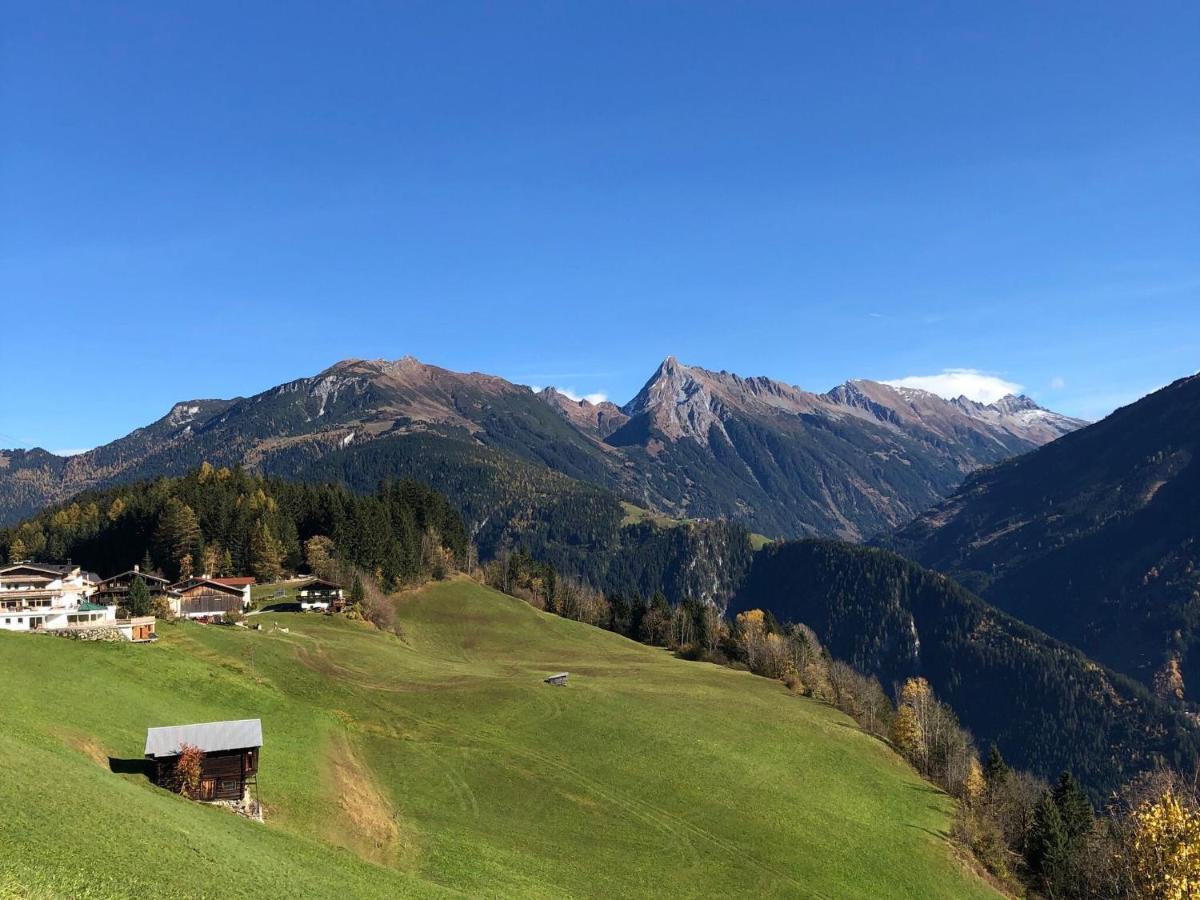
[0,579,996,899]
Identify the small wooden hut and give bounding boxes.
[144,718,262,803]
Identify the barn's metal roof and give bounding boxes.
[144,719,262,757]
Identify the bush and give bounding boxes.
[174,744,203,797]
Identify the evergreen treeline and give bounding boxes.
[1,463,467,586]
[290,432,754,603]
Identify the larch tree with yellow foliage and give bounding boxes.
[1127,788,1200,900]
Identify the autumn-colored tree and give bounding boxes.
[890,704,921,757]
[201,543,224,579]
[174,743,204,797]
[151,594,174,620]
[897,677,934,771]
[640,605,672,646]
[303,535,337,580]
[1155,657,1186,702]
[734,609,768,670]
[106,497,126,522]
[964,757,987,808]
[7,536,26,564]
[1126,788,1200,900]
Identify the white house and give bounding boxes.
[0,563,114,632]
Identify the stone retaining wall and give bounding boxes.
[47,625,124,642]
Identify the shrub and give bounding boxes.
[174,744,203,797]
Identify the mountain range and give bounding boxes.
[889,372,1200,696]
[0,355,1084,541]
[10,357,1200,798]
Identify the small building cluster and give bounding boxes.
[0,563,155,641]
[0,563,272,638]
[2,559,349,643]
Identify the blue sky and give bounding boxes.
[3,1,1197,454]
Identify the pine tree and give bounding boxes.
[984,744,1009,789]
[249,519,284,581]
[1051,771,1093,842]
[126,575,152,617]
[350,573,365,606]
[1026,791,1071,891]
[155,499,201,581]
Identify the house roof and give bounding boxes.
[171,578,244,597]
[144,719,263,758]
[99,570,171,587]
[210,577,255,587]
[0,562,81,578]
[299,577,343,590]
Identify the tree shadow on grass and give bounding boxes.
[907,822,953,841]
[109,756,155,780]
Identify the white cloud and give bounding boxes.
[1049,375,1066,390]
[557,387,608,404]
[51,448,91,457]
[527,384,608,405]
[883,368,1023,404]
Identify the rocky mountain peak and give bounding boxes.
[621,357,727,444]
[989,394,1039,414]
[538,388,630,439]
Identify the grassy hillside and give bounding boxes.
[0,579,996,899]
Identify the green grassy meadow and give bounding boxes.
[0,579,995,899]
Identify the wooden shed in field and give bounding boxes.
[145,718,262,803]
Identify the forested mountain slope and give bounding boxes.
[2,463,753,607]
[731,540,1200,797]
[889,373,1200,694]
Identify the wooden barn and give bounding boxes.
[144,718,262,803]
[170,578,248,620]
